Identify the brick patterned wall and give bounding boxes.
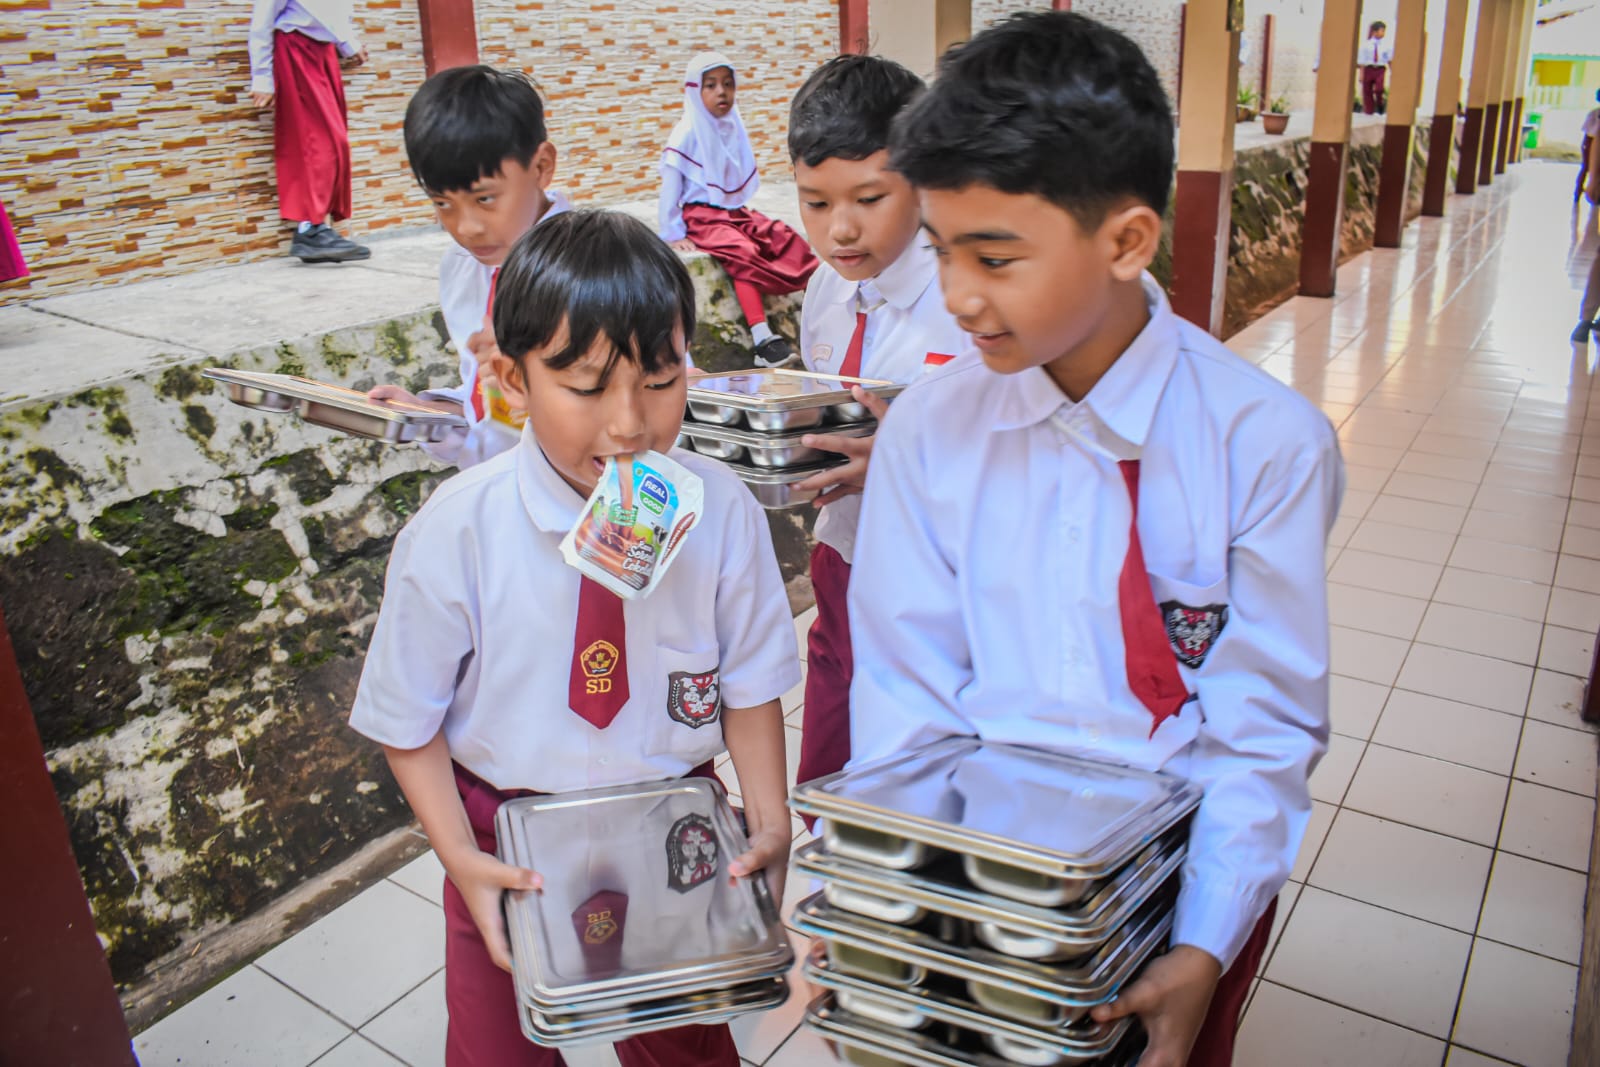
[0,0,430,302]
[473,0,837,213]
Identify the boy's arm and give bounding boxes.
[659,165,689,244]
[383,732,540,972]
[1095,424,1342,1066]
[247,0,287,97]
[721,699,789,902]
[846,400,975,765]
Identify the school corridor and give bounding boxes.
[127,162,1599,1067]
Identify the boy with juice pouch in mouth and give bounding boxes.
[847,14,1345,1067]
[782,55,969,798]
[350,210,799,1066]
[658,51,817,367]
[369,65,570,468]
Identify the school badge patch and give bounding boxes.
[581,640,620,680]
[666,669,721,729]
[583,908,618,945]
[1160,601,1228,669]
[666,813,719,893]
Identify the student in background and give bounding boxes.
[1357,21,1392,115]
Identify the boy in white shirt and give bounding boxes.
[248,0,370,262]
[1358,20,1392,115]
[351,211,799,1066]
[368,65,569,469]
[851,14,1344,1067]
[783,56,968,793]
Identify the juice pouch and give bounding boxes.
[560,452,704,599]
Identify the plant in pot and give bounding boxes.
[1262,96,1290,135]
[1236,85,1259,123]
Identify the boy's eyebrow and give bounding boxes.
[919,220,1021,244]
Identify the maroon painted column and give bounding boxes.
[1374,0,1427,248]
[1171,169,1233,334]
[1457,0,1499,195]
[416,0,479,76]
[1510,97,1526,163]
[1457,108,1484,194]
[1479,100,1501,184]
[1170,0,1238,336]
[1299,0,1362,298]
[1476,0,1511,186]
[839,0,869,53]
[1494,99,1514,173]
[1422,0,1469,216]
[0,604,136,1067]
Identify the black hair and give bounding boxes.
[403,65,548,193]
[889,11,1174,227]
[1369,20,1387,31]
[787,54,925,166]
[493,210,696,383]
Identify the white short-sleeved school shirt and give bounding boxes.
[418,192,573,469]
[849,275,1345,969]
[799,241,967,563]
[350,427,802,792]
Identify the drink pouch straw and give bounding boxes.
[560,452,704,600]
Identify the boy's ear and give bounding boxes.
[491,349,530,409]
[532,141,558,190]
[1101,203,1163,283]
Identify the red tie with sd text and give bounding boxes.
[569,577,628,728]
[469,268,499,421]
[571,888,628,974]
[1117,460,1189,738]
[838,310,868,379]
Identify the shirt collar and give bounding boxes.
[515,423,587,533]
[994,274,1182,452]
[826,239,940,310]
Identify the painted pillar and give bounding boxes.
[1170,0,1239,336]
[872,0,970,78]
[0,605,137,1067]
[1376,0,1430,247]
[1494,0,1526,173]
[1477,0,1511,186]
[1299,0,1363,298]
[1458,0,1498,194]
[1507,0,1536,163]
[1422,0,1470,215]
[1260,14,1276,104]
[416,0,479,76]
[840,0,870,53]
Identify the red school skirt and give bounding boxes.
[682,203,817,296]
[272,29,352,223]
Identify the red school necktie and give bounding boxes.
[1116,460,1189,738]
[571,888,628,975]
[569,577,629,729]
[838,310,868,379]
[469,268,499,421]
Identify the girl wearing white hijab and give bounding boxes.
[659,51,816,366]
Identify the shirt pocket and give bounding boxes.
[654,644,727,765]
[1146,572,1231,671]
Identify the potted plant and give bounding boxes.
[1236,85,1259,123]
[1262,96,1290,135]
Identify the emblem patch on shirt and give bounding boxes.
[1160,602,1229,669]
[666,813,719,893]
[810,344,834,369]
[581,640,621,680]
[583,908,619,944]
[666,669,722,729]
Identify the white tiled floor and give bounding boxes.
[135,164,1599,1066]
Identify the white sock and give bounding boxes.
[751,321,773,344]
[297,221,317,234]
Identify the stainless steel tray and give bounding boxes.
[805,951,1133,1062]
[524,976,789,1047]
[686,369,904,431]
[828,940,928,988]
[796,834,1186,957]
[204,368,467,444]
[807,995,1148,1067]
[724,461,842,510]
[794,891,1174,1028]
[679,421,872,468]
[496,778,793,1009]
[791,738,1203,891]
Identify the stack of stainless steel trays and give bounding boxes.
[494,777,794,1047]
[680,369,905,509]
[788,737,1203,1066]
[205,368,467,444]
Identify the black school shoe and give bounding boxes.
[291,224,372,263]
[753,335,799,368]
